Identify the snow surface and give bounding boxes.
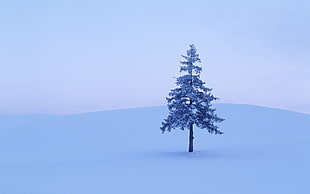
[0,103,309,194]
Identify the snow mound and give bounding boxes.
[0,104,309,194]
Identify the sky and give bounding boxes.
[0,0,309,114]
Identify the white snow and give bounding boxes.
[0,103,309,194]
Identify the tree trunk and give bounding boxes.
[189,124,194,152]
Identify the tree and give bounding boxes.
[160,44,224,152]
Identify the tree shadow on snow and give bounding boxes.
[151,150,226,159]
[149,147,281,160]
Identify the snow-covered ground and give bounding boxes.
[0,103,309,194]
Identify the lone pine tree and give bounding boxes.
[161,44,224,152]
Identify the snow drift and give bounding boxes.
[0,104,309,194]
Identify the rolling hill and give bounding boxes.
[0,103,309,194]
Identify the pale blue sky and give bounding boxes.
[1,0,309,114]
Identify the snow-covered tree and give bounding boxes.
[161,44,224,152]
